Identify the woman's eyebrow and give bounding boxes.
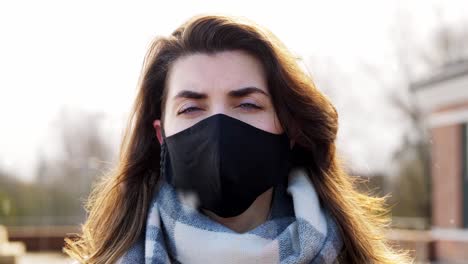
[228,87,269,98]
[173,90,208,100]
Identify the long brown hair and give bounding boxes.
[64,14,412,263]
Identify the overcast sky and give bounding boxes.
[0,0,466,181]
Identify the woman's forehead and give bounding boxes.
[165,50,268,98]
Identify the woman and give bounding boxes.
[64,14,412,263]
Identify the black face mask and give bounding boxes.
[160,113,292,218]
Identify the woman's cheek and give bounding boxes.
[242,111,281,134]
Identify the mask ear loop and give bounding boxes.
[149,124,166,187]
[159,126,170,183]
[161,124,166,139]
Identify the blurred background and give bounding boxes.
[1,0,467,263]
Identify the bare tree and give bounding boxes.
[364,6,468,224]
[34,107,116,225]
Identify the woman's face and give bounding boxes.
[152,50,284,142]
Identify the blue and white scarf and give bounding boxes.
[118,167,344,264]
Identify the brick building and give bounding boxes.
[411,60,468,261]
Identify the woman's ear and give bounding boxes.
[152,119,163,145]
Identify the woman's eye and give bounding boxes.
[177,106,201,115]
[238,103,262,110]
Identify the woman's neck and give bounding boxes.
[201,187,274,233]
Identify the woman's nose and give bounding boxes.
[209,105,230,117]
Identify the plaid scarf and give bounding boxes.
[118,167,344,264]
